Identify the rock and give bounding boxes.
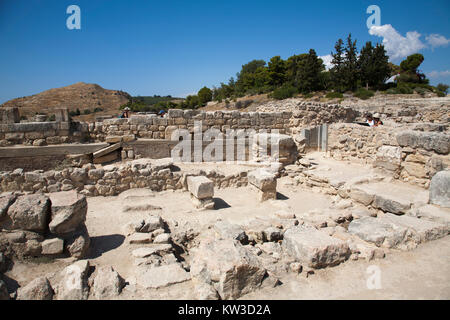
[213,221,248,244]
[374,146,402,171]
[64,225,90,259]
[263,227,283,242]
[192,279,220,300]
[248,169,277,192]
[56,260,90,300]
[128,233,152,244]
[3,194,50,232]
[348,216,408,249]
[153,233,171,244]
[190,238,266,300]
[136,263,190,289]
[140,216,164,233]
[92,266,124,299]
[17,277,54,300]
[0,193,16,219]
[0,280,9,300]
[191,196,215,210]
[48,191,88,235]
[429,170,450,208]
[411,205,450,227]
[349,186,374,206]
[187,176,214,199]
[282,226,350,269]
[131,244,173,258]
[41,238,64,255]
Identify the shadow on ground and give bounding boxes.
[214,198,232,210]
[87,234,125,259]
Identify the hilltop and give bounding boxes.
[0,82,132,121]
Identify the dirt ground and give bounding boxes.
[5,171,450,299]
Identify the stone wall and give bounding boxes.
[0,120,90,147]
[88,106,357,142]
[0,159,250,196]
[328,123,450,188]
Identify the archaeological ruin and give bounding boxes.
[0,96,449,300]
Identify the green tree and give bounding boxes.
[330,38,345,92]
[198,86,213,105]
[342,33,359,91]
[359,42,390,89]
[268,56,287,88]
[398,53,427,84]
[436,83,449,94]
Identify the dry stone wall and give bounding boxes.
[0,159,249,196]
[329,123,450,188]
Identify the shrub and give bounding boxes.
[354,88,374,100]
[303,93,313,99]
[437,91,446,97]
[270,85,298,100]
[83,109,91,115]
[325,91,344,99]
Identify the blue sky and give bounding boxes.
[0,0,449,103]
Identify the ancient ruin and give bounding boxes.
[0,96,449,300]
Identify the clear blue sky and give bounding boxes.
[0,0,449,103]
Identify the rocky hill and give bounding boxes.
[0,82,131,120]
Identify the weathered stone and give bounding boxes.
[3,194,50,232]
[187,176,214,200]
[93,142,122,159]
[48,191,88,235]
[190,238,266,300]
[128,232,152,244]
[191,195,215,210]
[137,263,190,289]
[153,233,171,244]
[41,238,64,255]
[374,146,402,171]
[411,205,450,227]
[282,226,350,268]
[429,170,450,208]
[65,226,90,259]
[213,221,248,244]
[56,260,90,300]
[373,195,411,215]
[248,169,277,192]
[17,277,54,300]
[263,227,283,242]
[140,216,164,233]
[92,266,124,299]
[131,244,172,258]
[0,193,16,219]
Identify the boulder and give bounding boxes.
[56,260,90,300]
[187,176,214,200]
[48,191,88,235]
[64,225,90,259]
[128,233,152,244]
[372,195,411,215]
[17,277,54,300]
[429,170,450,208]
[41,238,64,255]
[131,244,173,258]
[153,233,171,244]
[190,238,266,300]
[282,226,350,268]
[3,194,50,232]
[92,266,124,299]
